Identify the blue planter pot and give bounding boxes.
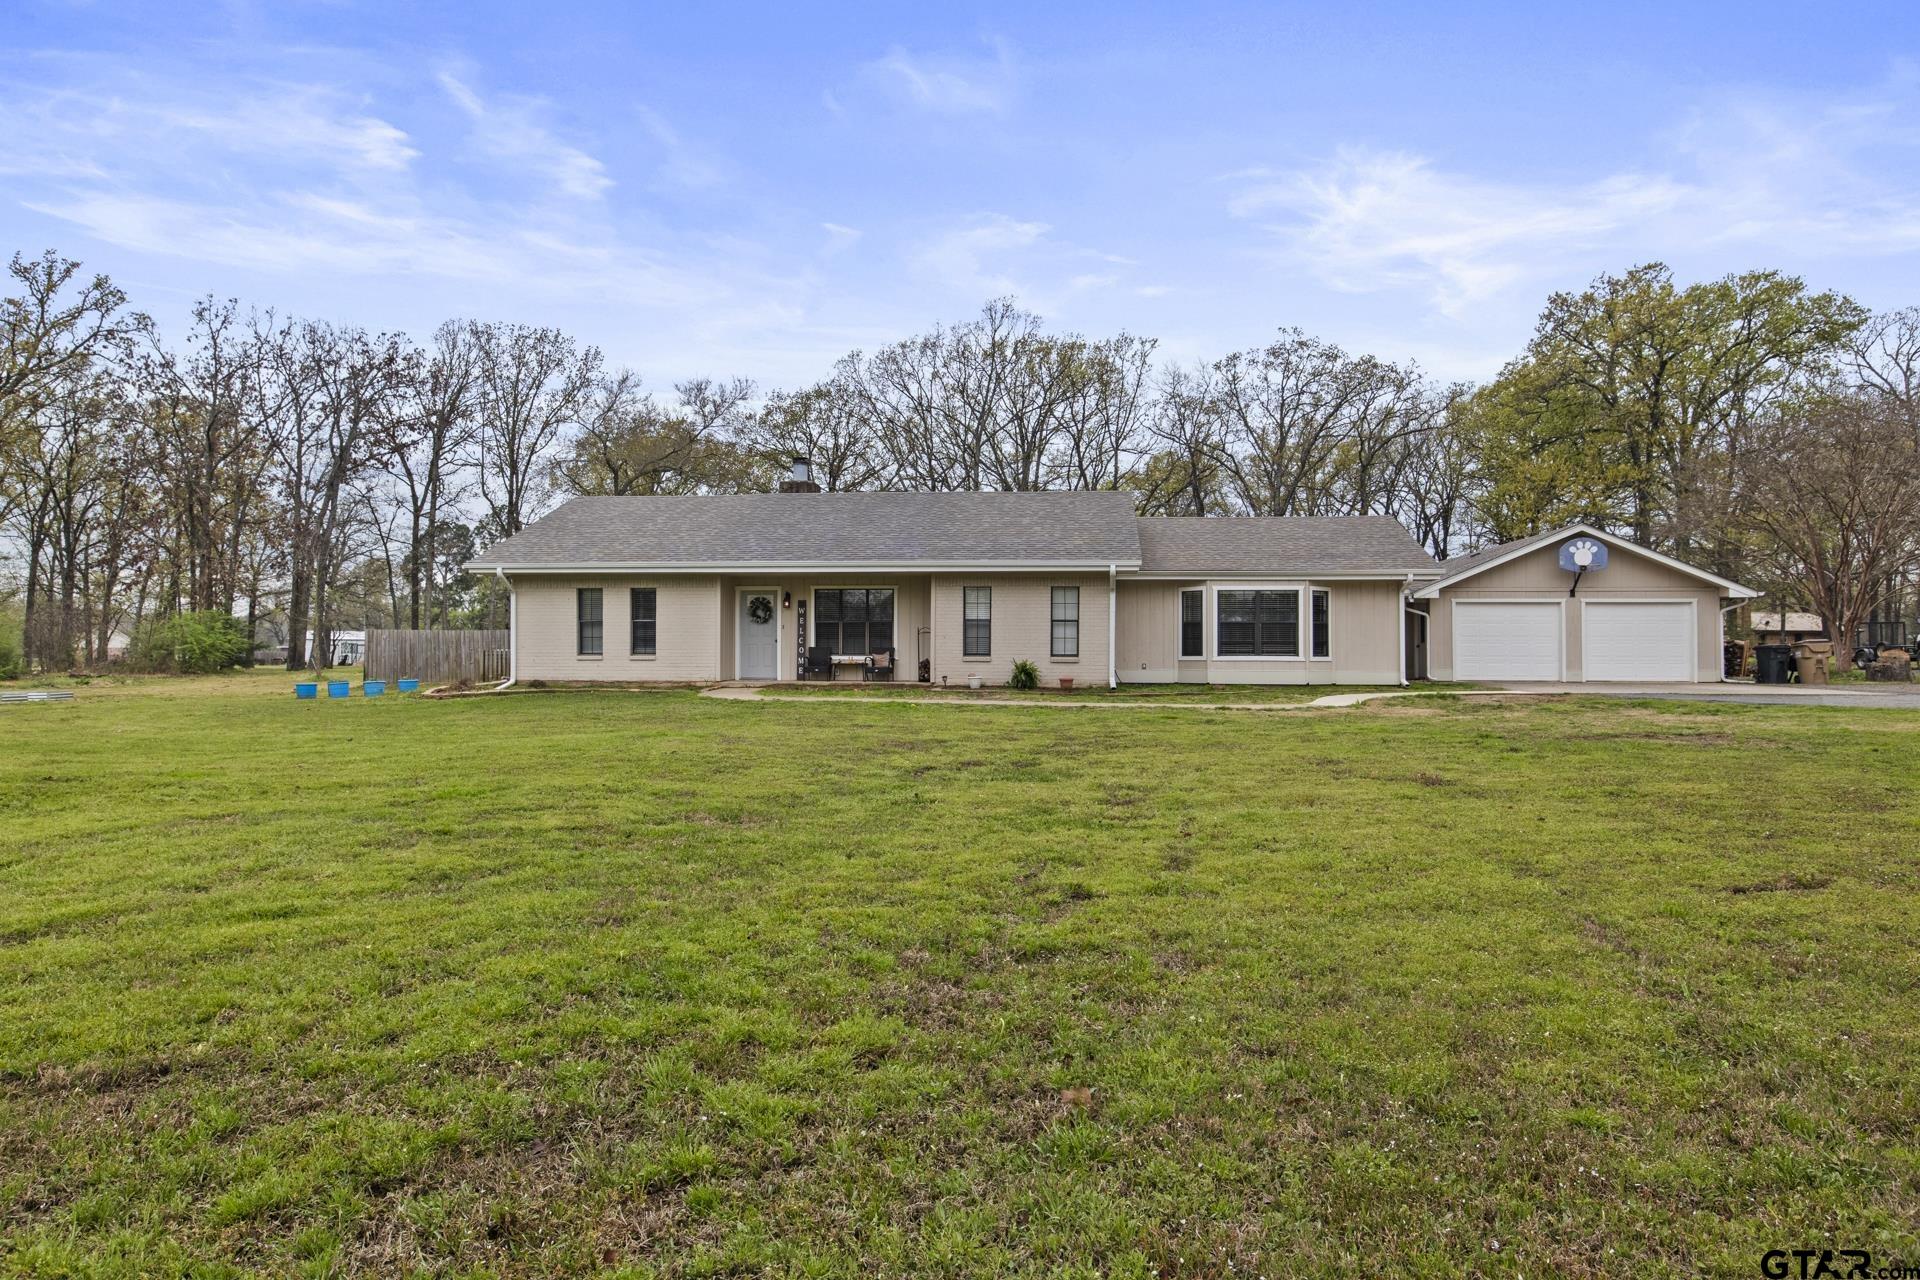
[397,678,419,693]
[326,681,350,699]
[363,681,386,697]
[294,683,317,700]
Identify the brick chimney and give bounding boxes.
[778,455,821,493]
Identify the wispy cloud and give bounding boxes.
[819,222,862,255]
[907,212,1135,318]
[910,213,1051,296]
[866,39,1016,116]
[0,77,416,179]
[1228,149,1687,313]
[435,65,610,199]
[1227,76,1920,316]
[635,105,724,190]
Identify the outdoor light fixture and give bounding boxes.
[782,591,792,608]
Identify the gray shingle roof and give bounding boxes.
[468,491,1146,568]
[1135,516,1438,576]
[1429,527,1562,580]
[1418,522,1762,597]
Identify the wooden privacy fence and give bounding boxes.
[365,629,510,685]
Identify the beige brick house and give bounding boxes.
[467,477,1756,688]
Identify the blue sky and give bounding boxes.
[6,1,1920,387]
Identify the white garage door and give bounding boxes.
[1584,601,1695,682]
[1454,601,1561,681]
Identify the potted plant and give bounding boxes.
[1058,676,1074,691]
[966,673,982,689]
[1008,660,1039,690]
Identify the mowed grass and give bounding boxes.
[2,674,1918,1278]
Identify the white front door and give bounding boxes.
[1584,601,1695,682]
[737,589,779,680]
[1453,601,1561,681]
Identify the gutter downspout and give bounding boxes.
[1719,599,1744,683]
[496,568,517,690]
[1398,573,1414,687]
[1108,563,1118,689]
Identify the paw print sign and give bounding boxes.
[1558,537,1608,573]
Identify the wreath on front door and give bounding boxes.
[748,596,774,626]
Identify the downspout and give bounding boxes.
[1105,564,1121,690]
[1398,572,1414,687]
[496,568,516,690]
[1719,600,1744,683]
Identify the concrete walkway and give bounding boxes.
[701,680,1920,712]
[698,684,1510,711]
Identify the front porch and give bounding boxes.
[717,574,930,684]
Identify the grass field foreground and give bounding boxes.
[2,672,1918,1277]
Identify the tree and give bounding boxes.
[0,251,145,480]
[139,297,272,615]
[472,323,600,535]
[553,372,762,496]
[1740,393,1920,670]
[1493,264,1864,565]
[741,365,888,492]
[1205,329,1426,517]
[378,321,479,627]
[1133,364,1228,515]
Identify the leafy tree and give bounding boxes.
[140,610,248,673]
[1479,264,1864,565]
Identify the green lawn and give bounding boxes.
[3,672,1918,1277]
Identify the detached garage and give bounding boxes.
[1416,524,1759,684]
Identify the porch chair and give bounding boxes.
[805,646,835,681]
[865,647,896,682]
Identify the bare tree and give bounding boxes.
[743,364,891,492]
[553,372,761,497]
[1134,363,1227,515]
[139,297,272,615]
[378,321,477,627]
[1740,393,1920,669]
[472,323,600,535]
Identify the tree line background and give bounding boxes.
[3,247,1917,674]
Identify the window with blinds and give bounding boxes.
[630,588,656,655]
[813,588,894,655]
[1050,586,1079,657]
[1179,588,1204,658]
[963,586,991,657]
[1216,588,1299,657]
[577,588,603,655]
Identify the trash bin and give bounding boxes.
[1793,647,1828,686]
[1755,644,1794,685]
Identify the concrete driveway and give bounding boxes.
[1493,681,1920,708]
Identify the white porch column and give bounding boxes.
[1107,563,1117,689]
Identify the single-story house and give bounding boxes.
[465,476,1758,687]
[304,629,366,668]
